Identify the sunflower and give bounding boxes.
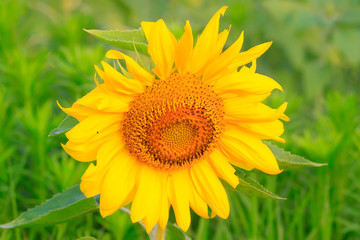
[59,6,288,233]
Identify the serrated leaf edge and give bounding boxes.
[224,169,286,200]
[0,185,98,229]
[83,28,148,45]
[238,175,286,200]
[265,141,328,169]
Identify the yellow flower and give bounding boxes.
[60,6,288,233]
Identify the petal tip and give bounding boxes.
[219,6,228,15]
[99,206,113,218]
[56,100,65,111]
[105,50,119,59]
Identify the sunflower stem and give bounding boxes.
[149,224,166,240]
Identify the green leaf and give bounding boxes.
[225,169,285,200]
[0,185,98,228]
[265,142,327,171]
[84,28,149,56]
[48,115,78,136]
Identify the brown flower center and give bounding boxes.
[122,73,224,169]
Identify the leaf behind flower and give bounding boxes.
[224,169,286,200]
[48,115,78,136]
[84,28,149,56]
[265,141,327,171]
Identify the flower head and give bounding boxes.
[60,6,288,233]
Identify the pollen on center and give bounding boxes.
[122,73,225,169]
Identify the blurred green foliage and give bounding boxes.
[0,0,359,239]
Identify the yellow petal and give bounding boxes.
[203,31,244,84]
[234,120,285,143]
[79,138,125,197]
[129,166,147,223]
[57,101,100,121]
[94,65,139,96]
[82,138,124,179]
[99,151,137,217]
[213,65,283,97]
[101,61,144,94]
[220,148,254,171]
[224,100,288,123]
[95,137,125,171]
[221,126,282,174]
[80,163,100,197]
[62,142,97,162]
[73,87,107,108]
[96,93,132,113]
[66,85,133,113]
[280,113,290,121]
[65,113,122,143]
[68,123,122,153]
[141,20,176,79]
[158,178,170,230]
[190,160,230,219]
[208,150,239,188]
[105,50,154,85]
[189,185,209,219]
[212,28,230,59]
[189,6,228,74]
[94,64,107,81]
[175,20,193,74]
[168,169,191,232]
[130,165,164,233]
[230,41,272,68]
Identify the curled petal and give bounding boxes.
[106,50,154,85]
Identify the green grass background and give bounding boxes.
[0,0,359,239]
